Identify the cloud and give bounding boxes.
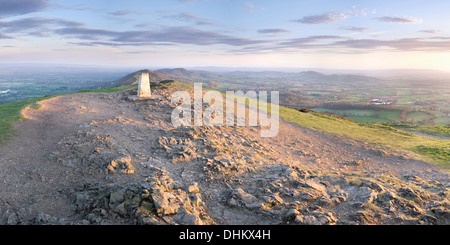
[243,2,263,12]
[345,7,369,17]
[279,35,343,46]
[69,41,176,47]
[429,36,450,40]
[229,35,345,54]
[293,7,376,25]
[294,12,347,25]
[244,2,254,9]
[419,29,442,34]
[375,16,423,24]
[233,35,450,54]
[55,26,267,47]
[177,0,196,4]
[116,27,266,46]
[0,17,83,37]
[339,26,370,32]
[332,37,450,51]
[165,12,213,25]
[0,33,13,39]
[0,0,48,18]
[257,29,290,34]
[108,10,138,16]
[0,15,264,48]
[55,27,118,40]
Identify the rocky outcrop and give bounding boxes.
[53,132,135,175]
[72,165,214,225]
[4,84,445,226]
[212,162,450,225]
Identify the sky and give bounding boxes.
[1,0,450,71]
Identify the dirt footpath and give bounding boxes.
[0,86,448,225]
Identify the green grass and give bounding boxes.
[31,104,43,110]
[406,111,430,123]
[313,108,376,116]
[415,145,450,162]
[210,83,450,168]
[0,96,57,143]
[393,125,450,138]
[377,110,402,120]
[397,90,413,96]
[0,85,136,144]
[347,116,388,124]
[4,81,446,170]
[280,107,450,168]
[397,97,414,105]
[312,108,403,124]
[435,118,450,126]
[75,85,136,93]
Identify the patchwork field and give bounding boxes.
[312,108,404,124]
[157,69,450,127]
[0,67,129,105]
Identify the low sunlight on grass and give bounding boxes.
[0,85,136,145]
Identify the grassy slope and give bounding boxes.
[183,81,449,168]
[218,85,449,169]
[1,80,448,169]
[0,85,136,144]
[392,125,450,138]
[279,107,449,168]
[0,96,56,143]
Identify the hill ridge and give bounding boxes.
[0,76,448,226]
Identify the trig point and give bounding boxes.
[137,73,151,97]
[127,71,163,102]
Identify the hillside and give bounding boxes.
[0,76,449,225]
[110,69,175,87]
[155,68,450,127]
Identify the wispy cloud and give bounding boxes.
[429,36,450,40]
[0,0,48,18]
[233,35,450,54]
[243,2,264,12]
[339,26,370,32]
[55,27,118,40]
[54,26,267,47]
[0,33,13,39]
[292,7,377,26]
[257,29,290,34]
[279,35,343,46]
[0,17,83,37]
[244,2,254,9]
[177,0,196,4]
[419,29,442,34]
[108,10,139,16]
[164,12,213,25]
[230,35,344,54]
[374,16,423,24]
[332,37,450,51]
[293,12,347,25]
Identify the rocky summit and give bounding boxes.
[0,82,449,225]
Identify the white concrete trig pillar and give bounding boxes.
[137,73,151,97]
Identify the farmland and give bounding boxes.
[156,68,450,127]
[1,66,449,128]
[0,66,130,105]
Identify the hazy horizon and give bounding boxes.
[1,62,450,76]
[1,0,450,71]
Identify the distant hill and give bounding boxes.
[156,68,196,77]
[111,69,175,86]
[156,68,379,83]
[155,68,211,83]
